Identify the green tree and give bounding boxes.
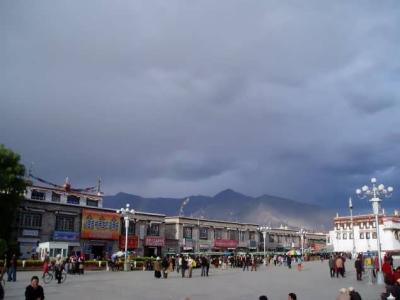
[0,145,27,244]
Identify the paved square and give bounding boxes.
[4,261,384,299]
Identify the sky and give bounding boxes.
[1,1,400,209]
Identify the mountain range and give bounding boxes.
[103,189,335,231]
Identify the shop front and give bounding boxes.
[144,236,165,257]
[80,209,120,259]
[214,239,238,252]
[119,235,139,251]
[182,238,194,253]
[53,231,81,255]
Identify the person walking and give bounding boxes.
[188,256,193,278]
[181,256,187,278]
[7,254,17,282]
[329,255,335,277]
[25,276,44,300]
[355,256,363,281]
[177,255,182,274]
[161,256,169,279]
[54,255,63,284]
[200,256,207,277]
[287,255,292,269]
[335,255,345,278]
[153,257,161,279]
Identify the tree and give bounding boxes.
[0,145,27,244]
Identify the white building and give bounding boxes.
[327,212,400,254]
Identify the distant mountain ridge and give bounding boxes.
[103,189,334,230]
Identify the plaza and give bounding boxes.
[4,261,383,300]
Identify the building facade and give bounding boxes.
[164,216,260,254]
[327,213,400,254]
[259,226,327,252]
[16,184,166,259]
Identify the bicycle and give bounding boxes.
[43,266,67,284]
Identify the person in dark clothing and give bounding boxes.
[25,276,44,300]
[288,293,297,300]
[7,254,17,282]
[287,256,292,269]
[259,296,268,300]
[355,256,363,281]
[181,256,187,278]
[161,257,169,279]
[349,287,362,300]
[381,280,400,300]
[200,256,207,277]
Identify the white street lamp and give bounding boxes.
[258,225,270,264]
[298,228,307,256]
[356,178,394,285]
[116,203,136,271]
[348,197,356,258]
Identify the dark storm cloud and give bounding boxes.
[1,0,400,207]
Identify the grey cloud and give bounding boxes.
[1,0,400,206]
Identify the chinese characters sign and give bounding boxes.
[81,209,120,240]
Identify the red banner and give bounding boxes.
[145,236,165,247]
[214,239,238,248]
[119,235,139,249]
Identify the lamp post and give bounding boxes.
[356,178,394,285]
[348,197,356,258]
[258,225,270,264]
[298,228,307,256]
[116,203,136,271]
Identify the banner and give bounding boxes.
[214,239,238,248]
[119,235,139,249]
[53,231,80,241]
[144,236,165,247]
[81,209,120,240]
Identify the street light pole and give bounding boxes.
[356,178,394,285]
[116,203,136,272]
[348,197,356,258]
[298,228,306,256]
[258,225,269,265]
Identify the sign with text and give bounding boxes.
[53,231,79,241]
[144,236,165,247]
[119,235,139,249]
[81,209,120,240]
[214,239,238,248]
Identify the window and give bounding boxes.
[342,233,347,239]
[366,232,370,239]
[183,227,192,239]
[199,227,209,240]
[349,233,354,239]
[55,215,74,232]
[67,195,80,205]
[19,212,42,228]
[228,230,238,240]
[249,231,256,240]
[86,199,98,207]
[360,222,364,229]
[148,223,160,236]
[372,232,377,239]
[360,233,364,239]
[215,228,223,240]
[336,232,341,240]
[51,192,61,202]
[31,189,46,201]
[366,222,370,229]
[372,222,376,228]
[269,235,274,243]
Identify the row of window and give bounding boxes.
[19,213,74,231]
[336,221,376,230]
[31,190,99,207]
[182,227,256,240]
[19,212,161,236]
[336,232,377,240]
